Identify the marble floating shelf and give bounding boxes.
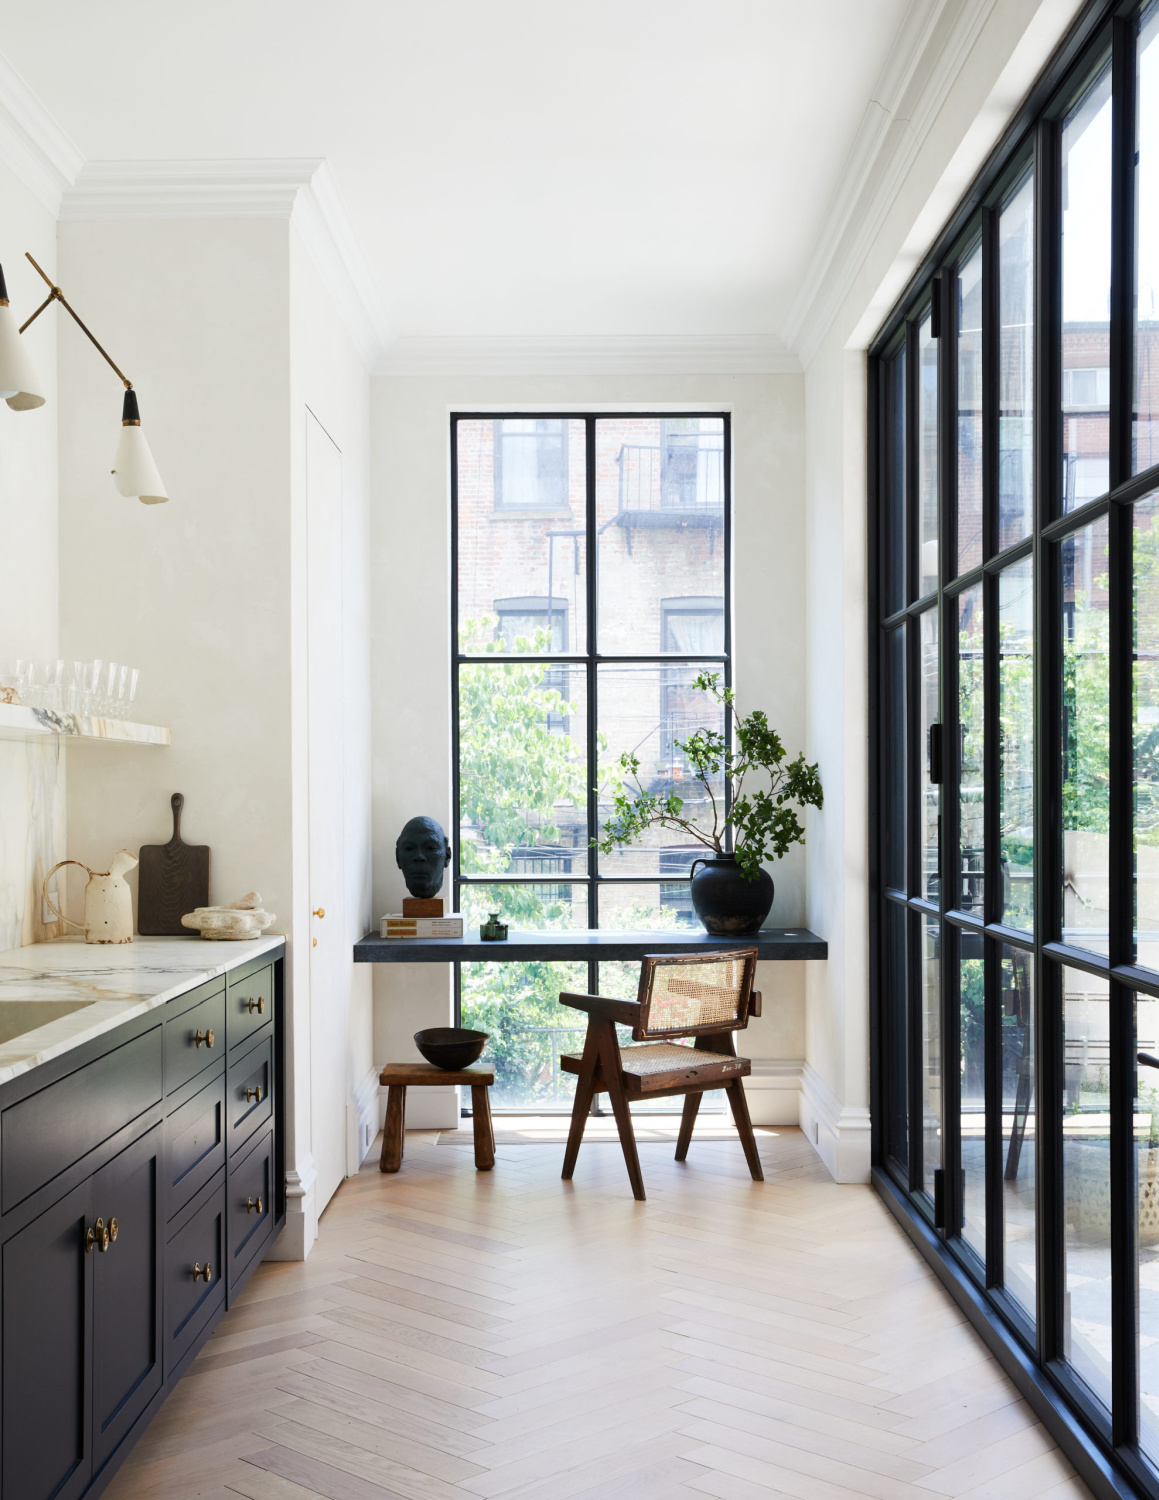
[0,702,171,746]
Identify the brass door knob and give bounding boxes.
[245,1085,263,1103]
[193,1262,212,1283]
[195,1028,215,1048]
[247,997,265,1014]
[313,907,325,918]
[246,1195,263,1214]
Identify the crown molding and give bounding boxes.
[374,333,800,378]
[780,0,999,368]
[0,49,83,216]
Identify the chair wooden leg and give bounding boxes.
[675,1091,702,1161]
[562,1023,602,1180]
[726,1079,764,1182]
[471,1084,495,1170]
[598,1024,646,1201]
[379,1084,406,1173]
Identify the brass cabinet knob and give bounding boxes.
[245,1085,263,1103]
[85,1223,97,1253]
[246,1195,263,1215]
[193,1262,212,1283]
[109,1217,119,1243]
[313,907,325,919]
[195,1028,215,1048]
[246,997,265,1014]
[85,1215,119,1253]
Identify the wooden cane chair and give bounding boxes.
[558,949,762,1201]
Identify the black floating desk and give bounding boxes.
[354,928,827,964]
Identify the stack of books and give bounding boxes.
[380,912,464,940]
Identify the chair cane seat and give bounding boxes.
[561,1041,750,1094]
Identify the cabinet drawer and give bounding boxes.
[228,1033,273,1156]
[227,965,273,1053]
[1,1026,162,1214]
[164,1173,224,1377]
[164,1069,225,1221]
[164,985,225,1096]
[227,1128,273,1294]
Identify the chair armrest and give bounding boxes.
[749,990,762,1018]
[559,992,642,1026]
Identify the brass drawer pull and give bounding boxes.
[195,1028,215,1048]
[246,1195,263,1214]
[84,1215,119,1253]
[245,1085,263,1103]
[193,1261,212,1283]
[246,997,265,1015]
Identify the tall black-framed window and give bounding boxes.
[452,413,731,1110]
[869,5,1159,1494]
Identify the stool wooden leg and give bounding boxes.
[471,1084,495,1170]
[379,1084,406,1172]
[675,1091,702,1161]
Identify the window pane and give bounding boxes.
[458,661,587,875]
[1136,994,1159,1460]
[1063,965,1111,1411]
[1061,67,1112,513]
[960,934,986,1263]
[885,347,906,615]
[1137,4,1159,474]
[884,626,906,891]
[1002,944,1037,1322]
[596,417,725,655]
[999,559,1035,929]
[958,243,984,574]
[597,664,725,876]
[921,916,942,1199]
[1000,172,1035,550]
[886,900,908,1170]
[959,586,984,915]
[921,607,940,901]
[1137,493,1159,970]
[919,313,939,597]
[457,882,588,932]
[456,418,587,654]
[1062,517,1110,954]
[460,959,588,1109]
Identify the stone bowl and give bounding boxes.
[414,1027,488,1071]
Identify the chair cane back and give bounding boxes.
[558,948,763,1201]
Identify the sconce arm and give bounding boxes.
[20,252,133,390]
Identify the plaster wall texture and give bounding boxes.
[0,160,66,952]
[800,0,1087,1181]
[370,373,806,1126]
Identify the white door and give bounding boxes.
[306,409,347,1215]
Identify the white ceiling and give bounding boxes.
[0,0,913,343]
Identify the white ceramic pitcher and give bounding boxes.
[44,851,138,944]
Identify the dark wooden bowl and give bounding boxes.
[414,1027,488,1071]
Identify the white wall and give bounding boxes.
[370,372,808,1125]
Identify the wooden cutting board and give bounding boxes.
[137,793,210,936]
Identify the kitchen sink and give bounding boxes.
[0,1000,96,1046]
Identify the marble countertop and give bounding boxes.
[0,934,284,1086]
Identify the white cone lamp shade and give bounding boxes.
[0,265,44,410]
[112,389,168,505]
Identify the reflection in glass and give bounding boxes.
[1000,173,1035,550]
[1062,519,1110,952]
[885,626,906,891]
[456,418,587,654]
[921,608,940,901]
[922,916,942,1200]
[596,663,725,877]
[1000,560,1035,929]
[960,940,986,1263]
[1137,495,1159,970]
[1063,966,1112,1410]
[958,243,984,574]
[959,587,984,915]
[458,662,586,876]
[1136,994,1159,1460]
[886,348,906,613]
[886,901,908,1169]
[1137,5,1159,473]
[596,417,725,655]
[919,314,939,596]
[1061,68,1112,512]
[1002,944,1037,1321]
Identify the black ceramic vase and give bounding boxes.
[689,853,774,936]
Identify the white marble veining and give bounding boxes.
[0,733,68,950]
[0,934,284,1085]
[0,701,170,744]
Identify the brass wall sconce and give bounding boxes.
[0,253,168,505]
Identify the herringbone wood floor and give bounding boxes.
[104,1125,1094,1500]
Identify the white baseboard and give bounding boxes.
[348,1066,380,1173]
[798,1064,871,1183]
[378,1078,461,1130]
[744,1059,805,1125]
[266,1153,317,1261]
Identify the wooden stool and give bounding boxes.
[378,1062,496,1172]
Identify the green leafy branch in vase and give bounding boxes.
[596,672,823,882]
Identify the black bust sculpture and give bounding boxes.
[395,816,452,899]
